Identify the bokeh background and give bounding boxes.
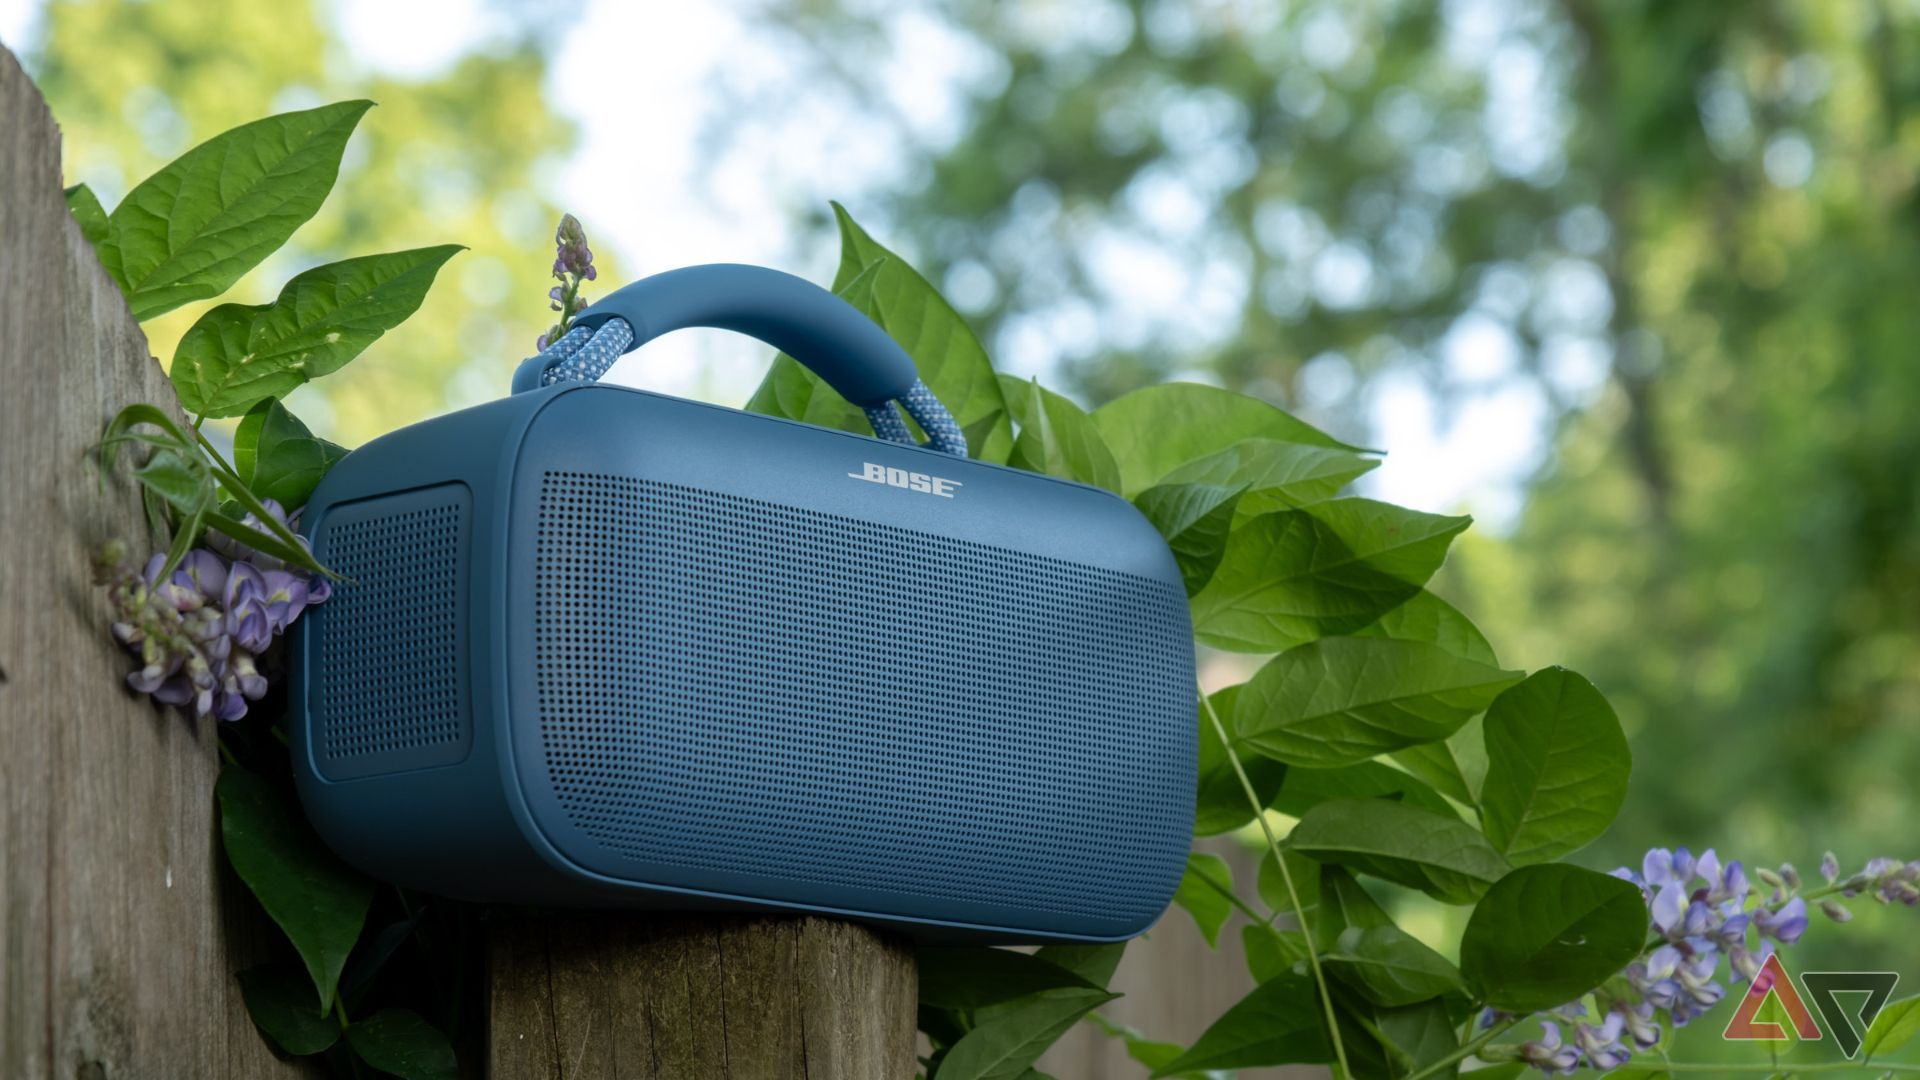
[5,0,1917,1072]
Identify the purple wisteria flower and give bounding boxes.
[536,213,597,351]
[1495,846,1920,1075]
[97,509,331,722]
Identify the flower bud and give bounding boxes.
[1820,899,1852,923]
[1780,863,1801,889]
[1821,851,1840,884]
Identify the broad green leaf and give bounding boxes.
[1459,864,1648,1013]
[1087,1014,1199,1077]
[343,1009,458,1080]
[1480,669,1631,864]
[917,947,1099,1010]
[134,446,214,515]
[1092,382,1360,495]
[1172,852,1236,947]
[746,204,1013,462]
[65,183,108,248]
[1194,685,1286,836]
[1190,500,1470,653]
[1162,438,1379,518]
[237,964,340,1056]
[1255,848,1321,921]
[232,399,349,510]
[1324,925,1464,1006]
[939,988,1119,1080]
[1391,718,1491,809]
[1135,483,1242,597]
[1271,760,1456,820]
[1032,942,1127,989]
[1233,637,1522,768]
[1241,924,1311,984]
[1865,993,1920,1059]
[999,374,1121,491]
[98,101,373,320]
[1332,981,1460,1080]
[1313,866,1393,951]
[1357,590,1499,666]
[216,765,373,1012]
[171,245,462,417]
[1150,972,1332,1076]
[1287,798,1511,904]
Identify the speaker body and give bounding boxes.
[291,383,1196,943]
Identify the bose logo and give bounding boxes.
[848,461,962,498]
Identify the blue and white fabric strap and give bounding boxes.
[523,318,968,457]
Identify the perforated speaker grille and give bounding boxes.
[311,484,472,780]
[533,471,1193,927]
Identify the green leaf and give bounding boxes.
[1091,382,1360,495]
[938,988,1119,1080]
[1032,942,1127,990]
[1149,972,1332,1076]
[343,1009,459,1080]
[746,204,1013,462]
[1233,637,1522,768]
[1865,993,1920,1059]
[1313,866,1393,950]
[1087,1015,1202,1078]
[1356,590,1499,666]
[1241,923,1311,984]
[237,963,340,1056]
[1161,438,1379,518]
[1287,798,1511,904]
[1271,760,1455,820]
[1390,718,1491,809]
[232,399,348,510]
[1459,864,1648,1013]
[216,765,373,1012]
[1190,500,1470,653]
[134,446,214,515]
[1134,483,1242,597]
[1459,1066,1528,1080]
[1324,925,1464,1006]
[1479,669,1631,864]
[1332,981,1461,1080]
[1256,848,1320,922]
[917,948,1099,1010]
[999,374,1121,491]
[97,101,373,320]
[65,183,109,248]
[171,245,462,417]
[1194,685,1286,836]
[1172,852,1236,947]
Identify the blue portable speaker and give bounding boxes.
[290,264,1196,943]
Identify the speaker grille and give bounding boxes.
[533,471,1192,927]
[311,485,472,779]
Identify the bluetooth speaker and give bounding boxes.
[289,264,1196,943]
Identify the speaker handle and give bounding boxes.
[509,264,967,456]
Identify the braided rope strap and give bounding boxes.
[522,320,968,457]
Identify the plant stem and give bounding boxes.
[1197,682,1351,1079]
[1403,1015,1519,1080]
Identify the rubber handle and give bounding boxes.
[550,263,917,407]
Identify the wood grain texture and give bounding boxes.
[490,913,917,1079]
[0,43,304,1080]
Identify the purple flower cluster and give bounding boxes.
[95,500,329,722]
[536,213,597,351]
[1493,846,1920,1075]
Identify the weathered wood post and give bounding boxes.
[0,45,306,1080]
[488,913,917,1077]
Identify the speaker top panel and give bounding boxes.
[503,386,1195,940]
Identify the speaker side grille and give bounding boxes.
[533,471,1193,927]
[311,484,472,780]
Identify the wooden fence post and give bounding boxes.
[0,44,307,1080]
[489,913,917,1079]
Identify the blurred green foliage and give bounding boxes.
[24,0,587,446]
